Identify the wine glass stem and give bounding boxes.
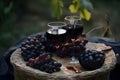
[71,56,76,61]
[70,56,79,64]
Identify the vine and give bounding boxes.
[51,0,93,20]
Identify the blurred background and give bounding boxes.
[0,0,120,56]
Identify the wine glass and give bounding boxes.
[64,16,81,29]
[46,22,67,44]
[47,22,66,35]
[64,16,83,39]
[64,16,83,64]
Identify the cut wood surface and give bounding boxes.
[10,42,117,80]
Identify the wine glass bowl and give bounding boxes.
[47,22,66,34]
[64,16,83,39]
[46,22,67,44]
[64,16,81,27]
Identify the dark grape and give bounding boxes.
[45,44,56,52]
[55,67,61,71]
[56,48,67,57]
[29,39,34,44]
[35,33,41,40]
[27,36,32,41]
[21,42,26,47]
[39,65,45,71]
[40,37,47,45]
[54,62,62,67]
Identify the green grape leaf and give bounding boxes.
[69,0,80,13]
[80,11,84,19]
[69,4,78,13]
[80,8,91,21]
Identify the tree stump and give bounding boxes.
[10,42,116,80]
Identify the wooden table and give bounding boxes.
[10,42,116,80]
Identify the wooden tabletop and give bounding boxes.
[10,42,117,80]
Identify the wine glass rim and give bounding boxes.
[64,16,81,20]
[47,22,66,27]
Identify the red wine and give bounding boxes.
[46,29,67,44]
[64,24,83,39]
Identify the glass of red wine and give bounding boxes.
[64,16,83,39]
[46,22,67,44]
[64,16,85,64]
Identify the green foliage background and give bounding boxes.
[0,0,120,56]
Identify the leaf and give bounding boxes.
[80,8,91,21]
[69,4,77,13]
[51,0,57,5]
[59,0,64,7]
[81,0,93,11]
[80,11,84,19]
[73,0,78,3]
[84,8,91,20]
[60,8,63,16]
[51,0,63,19]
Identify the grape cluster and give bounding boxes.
[56,43,86,58]
[27,53,62,73]
[21,34,47,61]
[56,33,88,58]
[21,33,62,73]
[79,50,105,70]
